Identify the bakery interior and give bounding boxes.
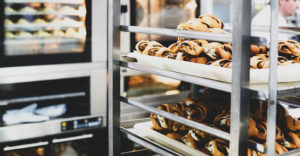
[1,0,300,156]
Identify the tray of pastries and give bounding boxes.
[132,89,300,156]
[130,14,300,84]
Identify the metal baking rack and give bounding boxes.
[108,0,300,155]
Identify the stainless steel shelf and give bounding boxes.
[119,60,300,102]
[5,12,84,16]
[279,149,300,156]
[120,96,230,141]
[0,62,106,84]
[225,24,300,35]
[120,26,268,46]
[5,0,84,4]
[5,23,84,31]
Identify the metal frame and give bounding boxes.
[108,0,299,155]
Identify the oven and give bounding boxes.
[0,0,106,67]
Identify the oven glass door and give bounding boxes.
[0,0,91,67]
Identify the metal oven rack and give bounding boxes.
[108,0,300,155]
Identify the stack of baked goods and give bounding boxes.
[150,89,300,155]
[135,14,300,69]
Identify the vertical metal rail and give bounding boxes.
[267,0,279,155]
[230,0,251,155]
[108,0,121,155]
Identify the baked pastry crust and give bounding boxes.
[209,59,232,68]
[190,57,209,64]
[178,40,204,56]
[204,139,229,156]
[199,14,224,29]
[135,40,149,53]
[176,52,192,61]
[278,40,300,56]
[155,47,172,57]
[204,42,222,60]
[143,46,161,56]
[166,132,182,141]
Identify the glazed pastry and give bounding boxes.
[5,7,16,13]
[213,112,230,132]
[182,134,200,150]
[204,42,222,60]
[279,60,297,66]
[185,103,210,123]
[5,31,15,38]
[5,19,14,25]
[135,40,149,53]
[278,56,288,63]
[20,6,37,13]
[34,30,51,37]
[178,40,204,56]
[209,59,232,68]
[208,28,227,34]
[34,18,47,24]
[275,141,288,154]
[278,40,300,56]
[293,56,300,63]
[189,129,210,142]
[216,44,232,59]
[190,57,209,64]
[283,132,300,149]
[155,47,172,57]
[17,18,30,25]
[204,139,229,156]
[156,104,173,129]
[285,115,300,132]
[176,52,192,61]
[199,14,224,29]
[168,42,180,53]
[166,133,182,141]
[251,45,268,55]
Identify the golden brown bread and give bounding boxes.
[155,47,172,57]
[178,40,204,56]
[278,40,300,56]
[143,46,161,56]
[176,52,192,61]
[135,40,149,53]
[216,44,232,60]
[199,14,224,29]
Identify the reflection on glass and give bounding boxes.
[4,1,87,56]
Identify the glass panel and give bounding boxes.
[4,1,87,56]
[4,147,45,156]
[51,140,89,156]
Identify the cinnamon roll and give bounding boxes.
[204,139,229,156]
[178,40,204,56]
[199,14,224,29]
[155,47,172,57]
[185,103,210,123]
[135,40,149,53]
[278,40,300,56]
[204,42,222,60]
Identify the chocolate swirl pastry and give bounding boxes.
[254,120,267,141]
[193,39,209,47]
[278,56,288,63]
[216,44,232,60]
[143,46,161,56]
[148,41,163,48]
[168,42,181,53]
[276,126,285,141]
[250,56,268,69]
[275,141,289,154]
[135,40,149,53]
[166,132,182,141]
[184,95,196,106]
[213,112,230,132]
[150,104,173,130]
[209,59,232,68]
[250,100,268,121]
[178,40,204,56]
[293,56,300,63]
[176,52,193,61]
[190,57,209,64]
[166,53,178,59]
[285,115,300,132]
[247,148,266,156]
[279,60,297,66]
[199,14,224,29]
[185,103,210,123]
[256,54,269,60]
[188,129,210,142]
[182,134,201,150]
[278,40,300,56]
[172,102,189,132]
[283,132,300,149]
[204,42,222,60]
[155,47,172,57]
[251,45,268,55]
[204,139,229,156]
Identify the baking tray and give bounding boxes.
[128,52,300,84]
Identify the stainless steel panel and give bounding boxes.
[0,62,106,84]
[3,141,49,151]
[230,0,251,155]
[267,0,279,155]
[108,0,121,155]
[92,0,107,62]
[52,134,93,143]
[91,69,107,116]
[0,115,105,143]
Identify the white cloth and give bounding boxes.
[252,5,289,43]
[35,104,67,117]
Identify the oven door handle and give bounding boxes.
[3,141,49,151]
[52,134,93,143]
